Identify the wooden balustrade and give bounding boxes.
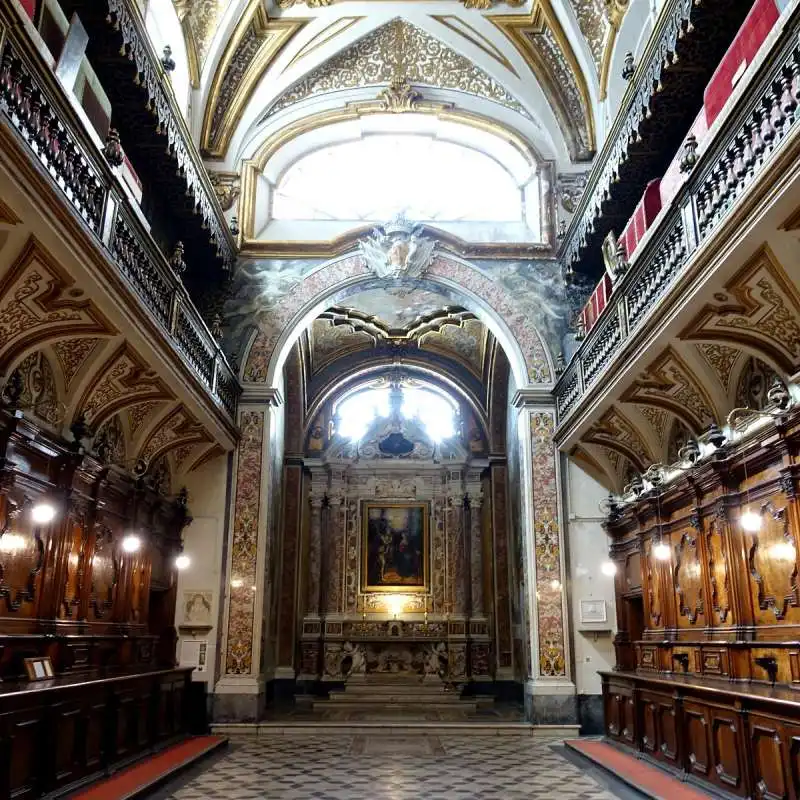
[555,5,800,425]
[0,9,239,422]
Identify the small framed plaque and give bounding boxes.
[24,656,54,682]
[579,599,607,625]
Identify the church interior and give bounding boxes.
[0,0,799,796]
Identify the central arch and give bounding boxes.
[239,251,555,389]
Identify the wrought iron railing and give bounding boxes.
[0,16,239,421]
[554,7,800,425]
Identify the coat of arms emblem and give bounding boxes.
[359,214,436,279]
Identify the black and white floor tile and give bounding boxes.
[161,734,623,799]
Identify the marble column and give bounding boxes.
[306,493,324,617]
[513,389,575,724]
[213,389,282,722]
[466,479,484,617]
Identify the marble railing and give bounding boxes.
[0,18,239,420]
[554,8,800,424]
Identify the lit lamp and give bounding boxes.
[740,507,763,533]
[601,560,617,577]
[653,540,671,561]
[175,553,191,570]
[387,595,404,619]
[122,534,141,553]
[31,501,56,525]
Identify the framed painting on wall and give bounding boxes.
[361,502,429,593]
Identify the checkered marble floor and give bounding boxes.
[164,734,622,799]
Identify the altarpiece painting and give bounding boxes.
[362,503,429,592]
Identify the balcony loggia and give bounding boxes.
[556,0,800,475]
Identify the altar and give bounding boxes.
[296,381,494,687]
[303,617,491,683]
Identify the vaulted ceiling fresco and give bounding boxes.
[175,0,626,164]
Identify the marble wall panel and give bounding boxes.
[224,409,264,675]
[530,410,567,678]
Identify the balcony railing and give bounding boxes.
[559,0,753,276]
[99,0,236,272]
[555,6,800,424]
[0,15,239,421]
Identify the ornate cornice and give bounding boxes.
[489,0,595,161]
[201,1,306,159]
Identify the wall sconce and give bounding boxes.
[122,534,141,553]
[31,502,56,525]
[601,561,617,577]
[175,554,191,570]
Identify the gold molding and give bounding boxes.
[201,1,306,159]
[0,196,21,226]
[780,202,800,232]
[599,0,630,101]
[283,16,364,71]
[489,0,596,157]
[238,96,552,257]
[181,16,201,89]
[431,15,519,77]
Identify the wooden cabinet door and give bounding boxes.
[708,707,747,796]
[620,692,636,745]
[749,715,790,800]
[640,691,679,767]
[0,707,46,800]
[683,701,713,781]
[604,689,624,741]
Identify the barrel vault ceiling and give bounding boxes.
[177,0,628,166]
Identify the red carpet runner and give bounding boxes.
[565,739,714,799]
[69,735,227,800]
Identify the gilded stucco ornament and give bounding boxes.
[360,215,437,280]
[208,171,241,211]
[378,78,421,113]
[263,19,529,122]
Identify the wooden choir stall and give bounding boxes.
[0,405,193,799]
[602,402,800,798]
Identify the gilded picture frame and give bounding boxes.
[361,502,429,593]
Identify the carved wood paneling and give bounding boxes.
[674,529,704,627]
[643,540,663,629]
[706,513,732,626]
[747,501,800,625]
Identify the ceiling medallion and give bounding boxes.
[378,77,422,113]
[360,215,437,280]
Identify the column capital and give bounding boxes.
[239,385,284,406]
[512,386,555,409]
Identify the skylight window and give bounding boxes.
[272,135,522,223]
[336,385,458,443]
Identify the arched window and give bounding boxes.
[272,135,523,223]
[335,383,458,442]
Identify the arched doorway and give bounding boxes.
[213,243,576,722]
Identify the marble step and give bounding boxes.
[327,691,463,704]
[337,683,455,696]
[311,700,480,713]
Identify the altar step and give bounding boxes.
[313,676,479,713]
